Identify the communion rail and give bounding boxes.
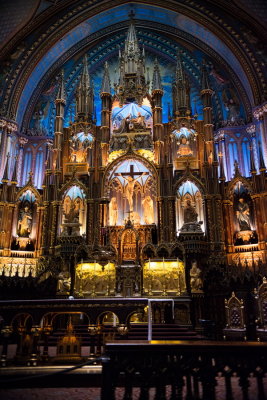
[101,340,267,400]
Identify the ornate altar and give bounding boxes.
[74,261,116,298]
[143,259,186,296]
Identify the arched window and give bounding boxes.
[228,138,238,178]
[241,139,250,177]
[21,148,32,186]
[34,147,44,188]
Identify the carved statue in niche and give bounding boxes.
[64,203,79,224]
[177,136,193,157]
[184,199,198,224]
[69,133,92,163]
[109,197,118,226]
[190,260,203,292]
[142,195,154,224]
[17,203,33,237]
[235,197,251,231]
[62,197,82,236]
[131,112,146,129]
[114,112,146,134]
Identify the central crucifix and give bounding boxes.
[115,164,149,212]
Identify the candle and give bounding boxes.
[149,258,151,270]
[163,257,165,272]
[94,260,96,273]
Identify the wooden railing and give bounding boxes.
[101,340,267,400]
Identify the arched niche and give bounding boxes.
[231,181,257,245]
[60,185,86,237]
[12,189,36,251]
[176,180,204,233]
[106,158,157,227]
[111,99,153,135]
[172,125,199,170]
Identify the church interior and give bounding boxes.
[1,0,267,398]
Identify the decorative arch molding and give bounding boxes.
[174,169,206,196]
[59,175,89,199]
[16,183,42,206]
[227,176,254,199]
[170,242,186,256]
[1,1,263,124]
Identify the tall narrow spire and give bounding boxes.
[201,61,211,91]
[172,51,191,117]
[114,13,149,106]
[101,61,111,94]
[76,55,94,121]
[80,55,90,89]
[152,58,162,91]
[56,70,66,102]
[124,11,139,57]
[11,157,18,184]
[175,51,186,82]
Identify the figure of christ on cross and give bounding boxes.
[116,165,149,212]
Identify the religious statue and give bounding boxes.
[142,195,154,224]
[236,197,251,231]
[118,171,146,212]
[132,112,146,129]
[57,267,71,294]
[114,114,132,134]
[64,203,79,224]
[184,199,198,224]
[114,112,146,134]
[177,136,193,157]
[17,205,33,237]
[190,260,203,292]
[61,200,81,236]
[109,197,118,226]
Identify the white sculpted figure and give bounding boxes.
[142,195,154,224]
[17,205,33,237]
[109,197,118,226]
[190,260,203,292]
[118,172,146,212]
